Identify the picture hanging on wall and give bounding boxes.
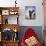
[25,6,36,20]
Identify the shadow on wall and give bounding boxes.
[18,26,44,44]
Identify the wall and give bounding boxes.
[0,0,44,26]
[0,0,44,44]
[18,0,44,26]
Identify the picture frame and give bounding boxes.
[25,6,36,20]
[2,10,9,15]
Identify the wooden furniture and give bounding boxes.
[0,7,20,46]
[43,0,46,46]
[0,24,20,32]
[44,29,46,46]
[2,41,19,46]
[0,7,19,24]
[43,0,46,27]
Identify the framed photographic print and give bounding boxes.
[2,10,9,15]
[25,6,36,20]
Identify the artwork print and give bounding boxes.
[25,6,36,20]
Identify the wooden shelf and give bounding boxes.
[0,7,19,10]
[0,7,20,46]
[0,40,19,46]
[0,24,20,32]
[0,7,19,24]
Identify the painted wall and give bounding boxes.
[18,0,44,26]
[0,0,44,26]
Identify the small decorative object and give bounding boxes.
[5,18,8,24]
[14,28,17,32]
[2,10,9,15]
[10,10,15,15]
[9,10,18,15]
[2,16,8,24]
[2,28,13,41]
[1,28,15,41]
[13,29,18,40]
[15,0,17,7]
[25,6,36,20]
